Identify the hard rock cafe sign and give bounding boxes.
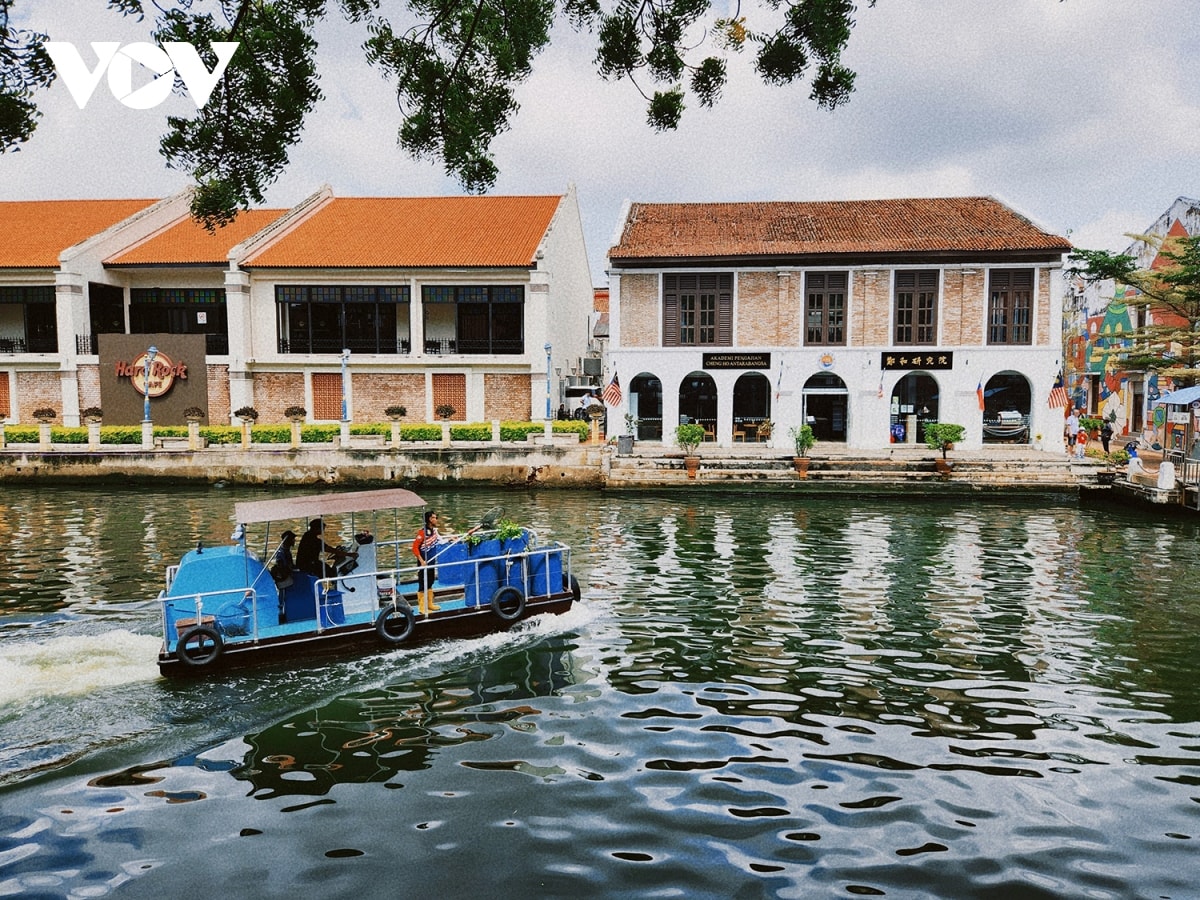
[116,349,188,397]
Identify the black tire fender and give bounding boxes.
[564,574,581,603]
[176,626,223,667]
[376,605,416,644]
[490,586,525,621]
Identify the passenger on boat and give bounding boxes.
[269,530,297,586]
[411,510,442,615]
[297,518,356,578]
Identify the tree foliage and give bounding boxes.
[1070,234,1200,385]
[2,0,872,225]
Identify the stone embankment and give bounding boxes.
[0,438,1103,494]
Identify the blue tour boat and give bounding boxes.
[155,488,579,677]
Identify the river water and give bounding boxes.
[0,484,1197,899]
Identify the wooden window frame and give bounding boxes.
[987,269,1034,346]
[662,274,732,347]
[894,270,939,346]
[804,272,847,346]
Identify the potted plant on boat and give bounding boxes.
[924,422,965,475]
[676,422,705,479]
[385,404,407,447]
[284,405,306,448]
[788,423,816,477]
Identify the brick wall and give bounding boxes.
[958,269,986,345]
[76,363,101,412]
[208,365,230,421]
[253,372,306,421]
[1036,267,1051,346]
[352,373,425,421]
[737,271,797,346]
[484,373,533,420]
[853,270,892,346]
[15,370,61,421]
[619,273,659,347]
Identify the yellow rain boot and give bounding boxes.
[426,589,441,612]
[415,589,427,616]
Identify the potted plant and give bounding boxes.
[81,406,103,450]
[234,405,258,449]
[386,405,407,447]
[618,412,638,455]
[435,403,456,421]
[283,405,306,447]
[924,422,965,475]
[676,422,705,478]
[1079,415,1103,439]
[184,406,205,422]
[788,424,816,477]
[33,406,56,424]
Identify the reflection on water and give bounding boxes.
[0,486,1198,898]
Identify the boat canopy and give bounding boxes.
[234,488,426,524]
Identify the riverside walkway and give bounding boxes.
[0,436,1105,494]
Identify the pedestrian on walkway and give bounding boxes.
[1100,420,1113,454]
[1075,427,1088,459]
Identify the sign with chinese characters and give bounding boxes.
[703,352,771,370]
[881,351,954,371]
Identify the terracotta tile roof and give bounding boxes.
[0,199,157,268]
[106,209,288,266]
[242,195,564,268]
[609,197,1072,262]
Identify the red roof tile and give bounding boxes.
[242,195,564,268]
[0,199,157,268]
[609,197,1072,261]
[106,209,288,266]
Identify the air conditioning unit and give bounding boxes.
[581,357,602,376]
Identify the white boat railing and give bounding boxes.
[160,586,263,645]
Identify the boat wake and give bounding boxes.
[0,629,162,707]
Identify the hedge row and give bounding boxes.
[0,420,591,445]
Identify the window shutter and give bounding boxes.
[662,275,679,346]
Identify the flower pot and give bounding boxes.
[934,458,953,476]
[684,455,700,479]
[617,435,634,455]
[793,457,810,478]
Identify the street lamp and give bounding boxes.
[340,348,351,421]
[544,342,552,421]
[143,345,158,423]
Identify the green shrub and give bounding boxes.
[450,423,492,441]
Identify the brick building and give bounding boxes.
[605,197,1072,450]
[0,186,593,426]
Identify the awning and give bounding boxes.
[234,488,426,524]
[1154,385,1200,407]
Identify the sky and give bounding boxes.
[4,0,1199,283]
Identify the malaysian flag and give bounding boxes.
[603,370,622,406]
[977,379,985,411]
[1048,372,1069,409]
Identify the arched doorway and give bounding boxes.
[630,372,663,440]
[982,371,1032,444]
[679,371,717,441]
[802,372,848,443]
[732,372,771,442]
[890,372,940,444]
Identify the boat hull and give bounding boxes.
[157,592,575,677]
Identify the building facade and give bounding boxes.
[605,197,1072,450]
[1063,196,1200,440]
[0,186,594,426]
